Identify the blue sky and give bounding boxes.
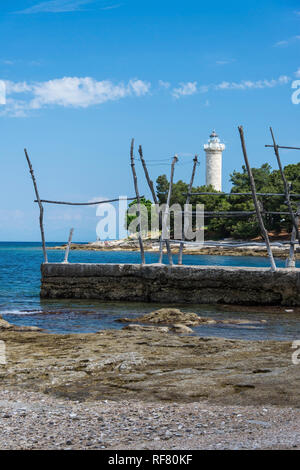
[0,0,300,241]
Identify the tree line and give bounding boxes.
[127,162,300,240]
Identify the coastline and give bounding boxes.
[48,239,300,260]
[2,243,299,449]
[0,327,299,449]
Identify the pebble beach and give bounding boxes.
[0,389,299,450]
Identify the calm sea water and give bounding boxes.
[0,242,299,340]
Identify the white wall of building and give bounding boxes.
[205,151,223,191]
[204,131,225,192]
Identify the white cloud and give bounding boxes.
[30,77,125,108]
[274,36,300,47]
[295,68,300,78]
[1,73,293,116]
[2,77,151,115]
[172,82,197,99]
[214,75,290,91]
[0,81,6,105]
[5,81,32,94]
[216,59,235,66]
[0,58,42,67]
[128,79,151,97]
[17,0,93,13]
[100,3,121,10]
[1,59,15,66]
[16,0,120,14]
[274,40,289,47]
[278,75,291,84]
[158,80,171,89]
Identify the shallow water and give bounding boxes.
[0,242,299,340]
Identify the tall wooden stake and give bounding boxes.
[238,127,276,272]
[138,145,158,205]
[130,139,145,264]
[138,145,163,263]
[286,204,300,268]
[158,237,163,263]
[162,155,178,265]
[270,127,299,242]
[24,149,48,263]
[63,228,74,264]
[178,155,198,265]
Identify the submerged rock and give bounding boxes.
[18,325,42,332]
[170,324,194,334]
[122,324,169,333]
[116,308,266,328]
[0,315,12,329]
[0,315,42,332]
[221,319,266,325]
[117,308,208,326]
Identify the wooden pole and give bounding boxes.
[130,139,145,264]
[63,228,74,264]
[24,149,48,263]
[265,145,300,151]
[158,237,164,264]
[238,127,276,272]
[177,210,295,216]
[286,204,300,268]
[269,127,299,242]
[178,155,198,265]
[158,237,163,263]
[138,146,158,205]
[183,192,300,198]
[164,239,172,265]
[34,196,141,206]
[138,145,164,263]
[163,155,178,265]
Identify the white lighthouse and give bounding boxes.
[204,130,225,192]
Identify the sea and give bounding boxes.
[0,241,300,341]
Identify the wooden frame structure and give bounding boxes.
[127,127,300,270]
[25,148,140,264]
[178,155,198,266]
[180,127,300,270]
[25,125,299,270]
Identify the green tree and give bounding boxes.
[126,197,153,236]
[155,162,300,240]
[227,164,274,238]
[156,175,170,204]
[228,163,300,237]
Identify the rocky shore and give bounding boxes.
[1,312,300,449]
[0,389,299,450]
[49,239,300,259]
[116,308,267,334]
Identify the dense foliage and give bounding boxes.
[156,163,300,240]
[125,197,153,235]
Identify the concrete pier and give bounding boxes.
[41,263,300,306]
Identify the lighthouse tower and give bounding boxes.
[204,130,225,192]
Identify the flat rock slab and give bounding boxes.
[0,328,299,406]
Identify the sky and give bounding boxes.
[0,0,300,241]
